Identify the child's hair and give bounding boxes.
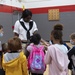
[53,24,63,31]
[2,43,8,53]
[51,30,63,44]
[8,37,22,51]
[30,33,41,45]
[70,33,75,39]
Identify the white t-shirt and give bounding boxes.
[13,18,38,40]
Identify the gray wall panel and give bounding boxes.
[32,11,75,41]
[0,11,75,43]
[0,12,21,43]
[0,13,13,43]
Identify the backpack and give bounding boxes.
[19,20,33,40]
[28,45,46,73]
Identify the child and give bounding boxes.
[2,43,9,54]
[0,43,9,75]
[0,25,3,68]
[45,30,69,75]
[49,23,70,50]
[27,33,46,75]
[0,25,5,75]
[68,33,75,75]
[2,37,28,75]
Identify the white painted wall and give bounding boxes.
[0,0,75,8]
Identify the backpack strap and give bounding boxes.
[31,44,44,52]
[19,20,33,40]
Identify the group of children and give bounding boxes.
[1,33,46,75]
[0,24,75,75]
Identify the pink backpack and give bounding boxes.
[28,45,46,73]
